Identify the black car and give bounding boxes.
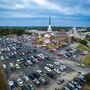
[46,72,56,79]
[28,74,35,80]
[33,72,40,78]
[57,79,65,85]
[23,62,28,67]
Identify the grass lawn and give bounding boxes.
[83,53,90,66]
[0,68,7,90]
[78,44,90,51]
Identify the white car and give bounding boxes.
[59,65,66,71]
[81,64,85,67]
[64,86,70,90]
[17,59,21,64]
[27,60,33,65]
[37,70,45,76]
[37,53,45,59]
[2,64,7,69]
[54,62,60,66]
[15,64,20,69]
[45,66,52,72]
[17,78,23,87]
[47,64,54,68]
[73,55,76,57]
[9,63,14,68]
[23,75,30,83]
[8,80,15,90]
[54,68,61,74]
[77,63,81,66]
[1,56,4,61]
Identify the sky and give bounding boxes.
[0,0,90,27]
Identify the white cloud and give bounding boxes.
[0,0,90,18]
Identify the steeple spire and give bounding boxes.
[49,16,51,25]
[47,16,52,32]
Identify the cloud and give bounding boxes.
[0,0,90,18]
[0,0,90,26]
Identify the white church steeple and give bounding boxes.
[47,16,52,32]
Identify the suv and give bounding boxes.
[23,75,30,83]
[8,80,16,90]
[2,64,7,69]
[33,79,41,87]
[28,83,35,90]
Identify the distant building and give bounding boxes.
[26,16,69,45]
[67,27,85,40]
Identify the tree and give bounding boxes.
[85,73,90,84]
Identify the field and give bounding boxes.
[0,68,7,90]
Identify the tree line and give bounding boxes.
[0,27,25,36]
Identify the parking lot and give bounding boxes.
[0,36,89,90]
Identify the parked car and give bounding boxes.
[2,64,7,69]
[54,62,60,66]
[64,86,71,90]
[26,60,33,65]
[28,83,35,90]
[57,79,65,85]
[15,64,20,69]
[45,66,52,72]
[33,79,41,87]
[8,80,16,90]
[17,78,23,87]
[37,70,45,76]
[1,56,4,61]
[54,68,61,74]
[9,63,15,70]
[46,72,56,79]
[17,59,21,64]
[33,72,40,78]
[39,77,49,85]
[28,74,35,80]
[23,75,30,83]
[47,64,54,69]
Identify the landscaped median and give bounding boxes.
[78,44,90,67]
[0,68,7,90]
[78,44,90,52]
[82,73,90,90]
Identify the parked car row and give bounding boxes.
[64,72,86,90]
[51,48,77,58]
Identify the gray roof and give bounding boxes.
[53,32,68,37]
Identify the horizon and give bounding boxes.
[0,0,90,27]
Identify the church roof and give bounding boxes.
[44,33,51,38]
[53,31,68,37]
